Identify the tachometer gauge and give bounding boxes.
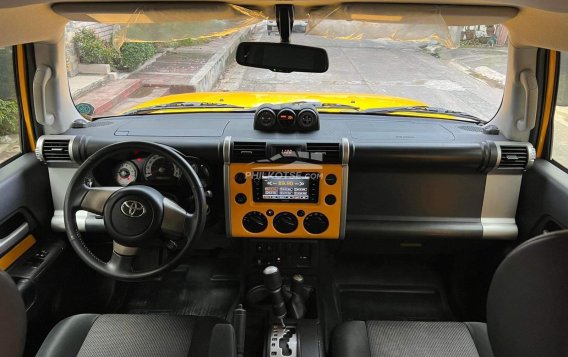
[144,155,181,181]
[115,161,138,187]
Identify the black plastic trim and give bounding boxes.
[350,142,496,172]
[346,220,483,239]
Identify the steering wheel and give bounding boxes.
[63,141,207,281]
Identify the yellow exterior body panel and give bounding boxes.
[125,92,457,120]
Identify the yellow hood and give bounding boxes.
[127,91,427,113]
[126,92,464,120]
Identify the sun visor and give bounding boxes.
[112,5,266,49]
[53,3,517,49]
[306,4,458,48]
[54,3,267,49]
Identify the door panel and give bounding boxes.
[518,52,568,240]
[0,153,52,248]
[517,160,568,239]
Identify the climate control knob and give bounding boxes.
[303,212,329,234]
[242,211,268,233]
[273,212,298,234]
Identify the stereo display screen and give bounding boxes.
[252,172,319,203]
[261,176,310,201]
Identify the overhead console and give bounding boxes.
[224,138,348,239]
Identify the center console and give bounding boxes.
[242,265,323,357]
[224,138,349,239]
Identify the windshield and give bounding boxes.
[65,11,508,121]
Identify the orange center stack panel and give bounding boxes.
[227,162,344,239]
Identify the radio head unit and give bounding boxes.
[252,172,319,203]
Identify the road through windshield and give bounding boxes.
[66,21,508,120]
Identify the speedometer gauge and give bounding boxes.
[144,155,181,181]
[115,161,138,187]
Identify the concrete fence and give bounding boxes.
[188,27,254,92]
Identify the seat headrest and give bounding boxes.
[487,230,568,357]
[0,269,26,357]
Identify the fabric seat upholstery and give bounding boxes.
[331,320,494,357]
[36,314,235,357]
[0,270,26,357]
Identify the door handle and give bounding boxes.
[516,69,538,131]
[0,222,30,256]
[33,65,55,126]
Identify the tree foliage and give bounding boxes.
[0,99,19,136]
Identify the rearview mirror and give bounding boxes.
[236,42,329,73]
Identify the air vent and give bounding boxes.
[36,136,74,163]
[499,145,529,169]
[458,125,484,133]
[232,141,266,162]
[306,142,341,163]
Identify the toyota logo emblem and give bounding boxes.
[120,200,146,218]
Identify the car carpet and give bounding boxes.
[123,259,241,320]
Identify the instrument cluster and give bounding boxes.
[95,153,211,188]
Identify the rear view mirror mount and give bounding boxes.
[236,42,329,73]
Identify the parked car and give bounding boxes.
[267,19,307,35]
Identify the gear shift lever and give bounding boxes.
[288,274,307,319]
[263,266,287,327]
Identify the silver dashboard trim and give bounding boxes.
[35,135,78,165]
[480,142,534,239]
[52,210,106,233]
[223,136,232,237]
[527,145,536,169]
[494,141,535,170]
[494,141,502,168]
[480,217,518,240]
[52,210,101,232]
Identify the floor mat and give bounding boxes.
[339,286,453,321]
[123,263,240,320]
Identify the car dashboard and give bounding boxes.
[36,112,535,242]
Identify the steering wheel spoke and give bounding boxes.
[80,187,121,215]
[107,242,139,274]
[162,198,194,237]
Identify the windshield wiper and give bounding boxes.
[362,106,484,123]
[278,101,360,111]
[124,101,245,115]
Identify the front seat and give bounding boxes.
[0,270,26,357]
[36,314,236,357]
[330,230,568,357]
[0,272,235,357]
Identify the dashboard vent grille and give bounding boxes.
[458,125,484,133]
[306,142,341,163]
[38,138,73,163]
[499,145,529,169]
[232,141,267,162]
